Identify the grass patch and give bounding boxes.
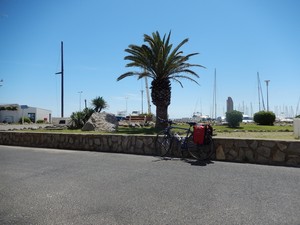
[13,123,293,135]
[214,124,293,132]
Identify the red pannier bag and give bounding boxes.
[193,125,205,144]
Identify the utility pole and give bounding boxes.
[55,41,64,118]
[141,89,144,114]
[265,80,270,111]
[145,77,151,115]
[78,91,83,111]
[125,96,128,114]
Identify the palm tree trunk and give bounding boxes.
[155,104,168,129]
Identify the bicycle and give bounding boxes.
[155,118,214,160]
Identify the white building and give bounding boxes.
[0,104,52,123]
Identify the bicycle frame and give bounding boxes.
[161,120,195,151]
[156,118,214,160]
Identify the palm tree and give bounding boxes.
[91,96,108,113]
[117,31,205,129]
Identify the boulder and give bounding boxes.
[82,112,118,132]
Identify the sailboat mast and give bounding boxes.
[212,68,217,119]
[257,72,261,111]
[257,72,265,111]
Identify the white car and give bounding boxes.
[242,115,254,123]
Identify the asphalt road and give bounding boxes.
[0,145,299,225]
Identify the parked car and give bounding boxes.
[242,115,254,123]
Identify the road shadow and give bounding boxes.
[152,156,214,166]
[180,158,214,166]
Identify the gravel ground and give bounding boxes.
[0,124,52,131]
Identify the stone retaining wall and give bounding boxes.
[0,131,299,166]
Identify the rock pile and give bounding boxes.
[82,112,118,132]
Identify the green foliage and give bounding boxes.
[0,106,18,111]
[69,107,94,129]
[226,110,243,128]
[69,96,108,129]
[254,111,276,125]
[19,117,31,124]
[37,120,45,124]
[296,115,300,118]
[69,111,85,129]
[91,96,108,112]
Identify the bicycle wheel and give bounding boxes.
[187,134,214,160]
[155,131,172,157]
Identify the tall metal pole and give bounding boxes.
[145,77,151,115]
[61,41,64,118]
[141,89,144,114]
[265,80,270,111]
[56,41,64,117]
[78,91,83,111]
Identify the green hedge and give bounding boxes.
[226,110,243,128]
[254,111,276,125]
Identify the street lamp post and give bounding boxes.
[125,96,128,114]
[265,80,270,111]
[78,91,83,111]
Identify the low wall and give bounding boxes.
[0,131,299,167]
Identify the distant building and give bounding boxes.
[227,97,233,113]
[0,104,52,123]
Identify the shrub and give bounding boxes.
[296,115,300,118]
[254,111,276,125]
[69,111,85,129]
[37,120,45,124]
[0,106,17,111]
[226,110,243,128]
[19,117,31,124]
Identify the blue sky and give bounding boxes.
[0,0,299,119]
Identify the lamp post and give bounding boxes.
[78,91,83,111]
[125,96,128,114]
[55,41,64,118]
[265,80,270,111]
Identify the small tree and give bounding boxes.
[254,111,276,125]
[91,96,108,112]
[226,110,243,128]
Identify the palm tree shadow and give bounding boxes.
[181,158,214,166]
[152,156,174,162]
